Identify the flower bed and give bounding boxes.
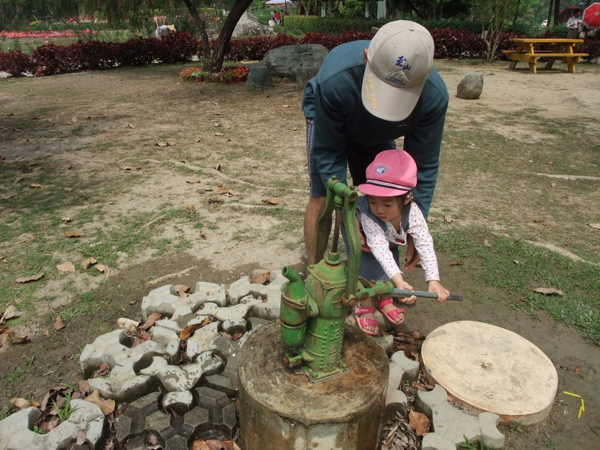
[179,66,249,83]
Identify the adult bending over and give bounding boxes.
[301,20,449,266]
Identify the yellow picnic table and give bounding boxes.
[503,38,588,74]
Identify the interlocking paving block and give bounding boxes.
[44,400,105,449]
[141,352,223,392]
[213,304,252,334]
[164,434,189,450]
[115,413,135,443]
[163,391,195,416]
[186,321,220,362]
[146,410,177,441]
[191,282,227,307]
[248,289,281,320]
[205,367,239,398]
[0,407,42,450]
[194,387,238,436]
[415,385,505,449]
[178,407,210,439]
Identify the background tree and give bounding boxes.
[473,0,519,60]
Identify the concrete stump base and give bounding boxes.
[239,322,389,450]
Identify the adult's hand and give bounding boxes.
[404,234,421,270]
[356,217,371,252]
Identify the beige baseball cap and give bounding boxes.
[362,21,434,122]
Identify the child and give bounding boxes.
[354,149,449,335]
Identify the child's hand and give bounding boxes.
[428,280,450,303]
[392,274,416,304]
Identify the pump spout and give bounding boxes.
[280,267,309,352]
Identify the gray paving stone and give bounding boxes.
[191,282,227,307]
[165,434,189,450]
[178,407,210,439]
[205,367,239,398]
[163,391,195,416]
[146,410,176,440]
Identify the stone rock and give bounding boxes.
[263,44,329,83]
[457,73,483,99]
[162,391,195,416]
[246,66,273,89]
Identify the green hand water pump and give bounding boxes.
[279,177,407,380]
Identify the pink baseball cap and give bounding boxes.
[358,149,417,197]
[362,21,434,122]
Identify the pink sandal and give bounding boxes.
[354,305,379,336]
[376,298,405,325]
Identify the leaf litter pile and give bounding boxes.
[379,329,435,450]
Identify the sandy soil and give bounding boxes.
[0,58,599,449]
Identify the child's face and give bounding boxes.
[368,196,403,222]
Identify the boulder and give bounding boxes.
[457,73,484,99]
[263,44,329,84]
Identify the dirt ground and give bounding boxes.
[1,58,599,449]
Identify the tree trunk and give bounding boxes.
[181,0,210,62]
[204,0,255,73]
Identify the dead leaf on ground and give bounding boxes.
[85,389,116,415]
[29,183,43,188]
[139,312,162,330]
[262,198,280,205]
[119,166,141,171]
[76,430,87,445]
[127,123,137,129]
[180,318,211,340]
[533,219,545,223]
[513,260,520,265]
[444,215,453,223]
[587,223,600,230]
[95,264,108,274]
[56,262,76,272]
[82,257,98,270]
[15,273,44,283]
[282,104,290,108]
[1,305,23,322]
[427,217,435,223]
[249,269,270,285]
[217,185,229,195]
[191,439,241,450]
[208,198,224,204]
[155,141,174,147]
[199,231,206,240]
[408,409,430,436]
[533,287,563,296]
[64,231,83,238]
[131,329,152,348]
[54,316,66,330]
[173,284,191,298]
[187,178,202,184]
[10,397,40,410]
[79,380,90,395]
[186,204,197,213]
[61,217,72,223]
[214,132,224,136]
[449,261,463,266]
[16,235,36,244]
[0,326,14,347]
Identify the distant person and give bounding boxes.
[154,18,176,39]
[353,149,450,335]
[566,10,582,39]
[275,11,281,24]
[270,11,276,21]
[541,19,548,27]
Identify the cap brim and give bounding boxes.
[362,62,424,122]
[358,183,410,197]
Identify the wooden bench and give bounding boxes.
[504,38,588,74]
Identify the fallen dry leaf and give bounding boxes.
[186,204,197,213]
[1,305,23,322]
[199,231,206,240]
[95,264,108,274]
[217,185,229,195]
[214,132,224,136]
[29,183,43,188]
[54,316,66,330]
[82,257,98,270]
[16,235,36,244]
[0,326,13,347]
[249,270,270,285]
[85,390,116,415]
[533,219,545,223]
[180,318,211,341]
[408,409,430,436]
[173,285,191,298]
[11,335,29,344]
[187,178,202,184]
[262,198,280,205]
[533,287,563,296]
[76,430,87,445]
[215,163,222,171]
[427,217,435,223]
[64,231,83,238]
[587,223,600,230]
[10,397,39,409]
[208,198,224,204]
[131,329,152,348]
[139,312,162,330]
[449,261,463,266]
[127,123,137,129]
[56,262,75,272]
[15,273,44,283]
[444,215,453,223]
[61,217,72,223]
[119,166,141,171]
[282,104,290,108]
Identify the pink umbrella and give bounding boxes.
[583,2,600,28]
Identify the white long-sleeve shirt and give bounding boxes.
[358,202,440,282]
